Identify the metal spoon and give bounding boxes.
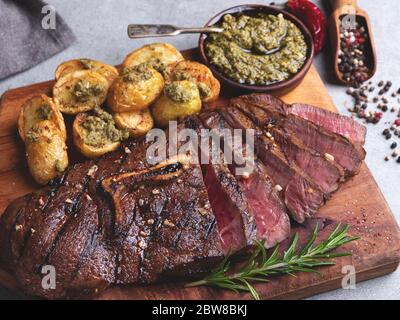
[127,24,223,39]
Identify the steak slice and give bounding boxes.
[290,103,366,146]
[185,117,257,254]
[200,111,291,247]
[220,107,325,223]
[232,95,365,176]
[235,105,345,194]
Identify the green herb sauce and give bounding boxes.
[205,13,308,85]
[122,64,154,83]
[72,79,103,102]
[81,107,129,147]
[165,81,197,103]
[35,104,52,121]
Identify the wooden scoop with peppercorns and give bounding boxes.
[328,0,377,86]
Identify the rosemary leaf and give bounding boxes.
[185,224,358,299]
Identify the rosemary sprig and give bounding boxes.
[185,223,359,300]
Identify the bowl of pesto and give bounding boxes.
[199,4,314,95]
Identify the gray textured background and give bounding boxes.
[0,0,399,300]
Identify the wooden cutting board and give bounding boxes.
[0,49,399,300]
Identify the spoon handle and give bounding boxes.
[127,24,222,39]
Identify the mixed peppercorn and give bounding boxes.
[346,80,400,163]
[338,15,371,85]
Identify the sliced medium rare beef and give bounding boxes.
[202,161,256,253]
[236,105,345,194]
[220,107,325,223]
[232,95,365,176]
[184,117,257,254]
[200,111,291,247]
[290,103,366,146]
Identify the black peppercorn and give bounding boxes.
[397,157,400,163]
[383,129,390,135]
[391,142,397,149]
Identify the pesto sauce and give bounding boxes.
[165,81,197,103]
[81,107,129,147]
[172,71,212,99]
[35,104,52,121]
[72,79,103,102]
[205,13,308,85]
[122,64,154,83]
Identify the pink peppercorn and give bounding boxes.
[395,119,400,126]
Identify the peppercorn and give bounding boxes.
[397,157,400,163]
[386,133,392,140]
[378,81,384,87]
[382,105,388,112]
[373,97,379,103]
[383,128,390,135]
[391,142,397,149]
[361,103,367,110]
[392,151,398,158]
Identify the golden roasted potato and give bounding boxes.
[25,121,68,185]
[107,65,164,113]
[113,109,154,138]
[73,108,129,158]
[55,59,119,86]
[18,94,67,143]
[168,61,220,103]
[152,80,201,127]
[53,70,109,114]
[122,43,184,76]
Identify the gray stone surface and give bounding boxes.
[0,0,399,300]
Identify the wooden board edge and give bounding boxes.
[272,260,400,300]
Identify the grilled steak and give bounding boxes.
[187,118,257,254]
[0,93,366,299]
[231,94,366,176]
[200,111,291,247]
[220,107,325,223]
[290,103,367,147]
[0,129,223,298]
[236,105,345,194]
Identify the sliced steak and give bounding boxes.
[290,103,366,146]
[200,111,291,247]
[202,161,256,253]
[232,95,365,176]
[220,107,325,223]
[236,105,345,194]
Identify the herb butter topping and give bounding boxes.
[81,107,129,147]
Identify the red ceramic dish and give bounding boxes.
[198,4,314,96]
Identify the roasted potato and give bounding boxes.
[122,43,184,76]
[113,109,154,137]
[107,65,164,113]
[168,61,220,103]
[25,121,68,185]
[55,58,119,86]
[18,94,67,143]
[73,108,129,158]
[152,80,201,127]
[53,70,109,114]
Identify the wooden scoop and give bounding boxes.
[328,0,377,85]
